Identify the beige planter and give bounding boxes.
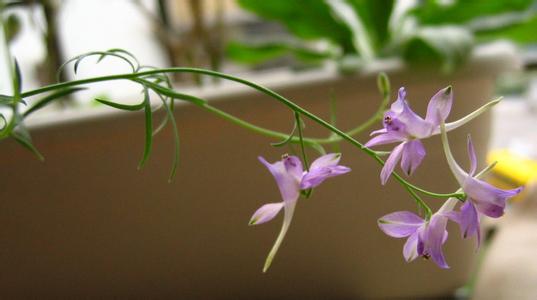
[0,44,518,298]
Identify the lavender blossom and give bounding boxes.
[378,210,450,268]
[440,125,523,246]
[366,87,500,184]
[250,153,350,272]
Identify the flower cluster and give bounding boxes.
[371,87,523,268]
[253,86,523,271]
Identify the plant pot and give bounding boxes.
[0,43,518,298]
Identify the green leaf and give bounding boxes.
[0,114,7,130]
[0,94,14,106]
[309,143,327,155]
[325,0,375,60]
[138,87,153,169]
[156,94,180,182]
[346,0,394,53]
[24,87,87,117]
[237,0,356,53]
[73,56,85,74]
[94,98,145,111]
[409,0,535,25]
[5,14,21,43]
[58,50,137,80]
[108,48,140,70]
[271,121,297,147]
[474,14,537,45]
[152,112,169,137]
[136,79,206,105]
[226,41,332,65]
[11,123,44,161]
[13,58,21,97]
[403,26,474,73]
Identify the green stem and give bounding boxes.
[295,112,309,171]
[20,67,461,201]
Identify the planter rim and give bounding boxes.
[24,41,520,130]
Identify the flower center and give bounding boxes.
[384,116,392,125]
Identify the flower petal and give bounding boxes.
[400,140,426,176]
[425,215,450,269]
[390,87,433,138]
[309,153,341,170]
[300,165,351,189]
[249,202,284,225]
[383,110,407,133]
[425,86,453,127]
[370,128,387,136]
[403,231,420,262]
[259,156,301,203]
[467,135,477,176]
[262,201,296,272]
[446,201,481,247]
[365,131,406,148]
[283,155,304,182]
[380,142,405,185]
[464,177,523,217]
[390,87,407,113]
[378,211,424,238]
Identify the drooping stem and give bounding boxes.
[19,67,464,201]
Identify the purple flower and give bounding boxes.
[366,87,453,184]
[378,210,450,268]
[366,87,501,185]
[440,126,523,246]
[250,153,350,272]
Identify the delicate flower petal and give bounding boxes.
[424,215,450,269]
[283,155,304,182]
[365,131,406,148]
[256,153,350,272]
[467,135,477,176]
[425,86,453,127]
[403,231,420,262]
[380,142,406,185]
[383,110,407,133]
[390,87,407,113]
[400,140,426,176]
[258,156,301,203]
[300,165,351,189]
[473,201,505,218]
[309,153,341,170]
[262,201,296,272]
[370,128,387,136]
[380,209,450,269]
[446,201,481,247]
[464,177,523,217]
[378,211,424,238]
[249,202,284,225]
[388,88,433,138]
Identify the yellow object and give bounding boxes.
[487,149,537,202]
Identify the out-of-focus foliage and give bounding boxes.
[4,14,21,43]
[227,41,335,65]
[230,0,537,73]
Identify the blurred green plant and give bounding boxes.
[229,0,537,73]
[3,0,66,85]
